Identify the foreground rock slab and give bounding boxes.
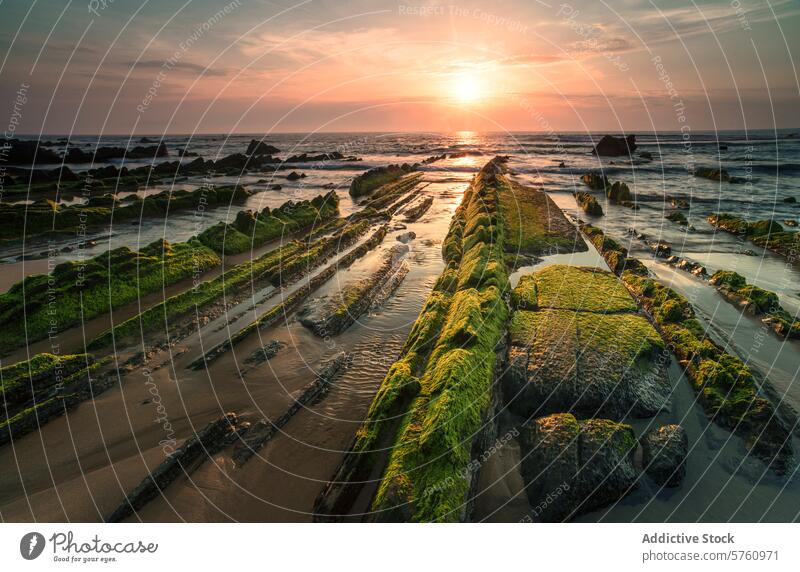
[640,424,688,487]
[520,413,638,521]
[505,265,670,420]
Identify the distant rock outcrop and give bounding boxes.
[2,139,62,164]
[246,139,280,155]
[592,134,637,157]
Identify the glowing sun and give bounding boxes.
[452,74,482,104]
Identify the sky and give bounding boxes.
[1,0,799,134]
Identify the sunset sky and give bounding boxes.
[1,0,799,134]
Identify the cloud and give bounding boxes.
[497,53,569,66]
[125,59,230,77]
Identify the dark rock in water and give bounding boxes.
[284,151,358,162]
[3,139,62,164]
[784,196,797,203]
[666,211,688,226]
[606,181,633,203]
[670,197,690,209]
[402,195,433,222]
[286,171,305,181]
[66,142,168,163]
[640,424,688,487]
[580,170,609,190]
[639,151,653,160]
[300,244,409,337]
[233,352,351,465]
[651,241,671,257]
[106,413,244,522]
[558,161,566,168]
[519,413,638,521]
[574,191,603,216]
[396,231,416,243]
[349,163,416,197]
[270,184,282,190]
[246,139,280,155]
[694,166,740,182]
[592,134,637,157]
[244,340,285,366]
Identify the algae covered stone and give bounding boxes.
[506,265,668,420]
[640,424,688,487]
[520,413,638,521]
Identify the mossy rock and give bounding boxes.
[528,265,637,314]
[519,413,637,521]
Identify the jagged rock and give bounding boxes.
[65,143,168,163]
[402,195,433,222]
[233,353,351,465]
[396,231,416,243]
[3,139,62,164]
[349,163,415,197]
[299,245,409,337]
[245,139,280,155]
[106,413,243,522]
[784,197,797,203]
[286,171,306,181]
[640,425,688,487]
[581,170,609,190]
[574,191,603,216]
[650,241,671,257]
[558,161,566,168]
[519,413,638,521]
[694,166,739,182]
[592,134,637,157]
[284,152,357,162]
[244,340,285,366]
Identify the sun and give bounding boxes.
[452,74,482,104]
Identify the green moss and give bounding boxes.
[751,231,799,259]
[197,192,339,254]
[527,265,637,313]
[349,164,414,197]
[0,353,92,405]
[619,269,791,469]
[511,274,538,310]
[709,270,746,290]
[666,211,688,226]
[353,159,512,521]
[0,240,220,353]
[496,175,583,255]
[574,191,603,216]
[89,219,369,349]
[707,213,748,234]
[656,299,686,323]
[747,219,783,238]
[0,184,251,240]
